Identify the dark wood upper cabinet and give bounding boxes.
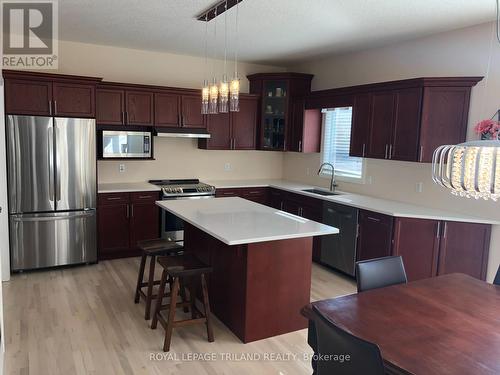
[308,77,482,162]
[419,87,472,162]
[199,95,258,150]
[231,96,258,150]
[96,89,125,125]
[367,91,395,159]
[350,93,371,157]
[391,88,423,161]
[181,95,205,128]
[155,92,180,127]
[248,72,314,151]
[125,90,154,126]
[288,98,322,153]
[357,210,394,261]
[437,221,491,280]
[205,112,232,149]
[5,79,53,116]
[393,217,440,282]
[3,71,100,118]
[52,82,96,118]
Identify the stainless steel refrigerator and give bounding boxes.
[7,116,97,271]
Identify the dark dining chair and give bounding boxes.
[494,265,500,286]
[356,256,407,293]
[312,306,385,375]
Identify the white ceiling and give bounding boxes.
[59,0,496,65]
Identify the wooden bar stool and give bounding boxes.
[151,253,214,352]
[134,238,184,320]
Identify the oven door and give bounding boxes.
[161,195,214,242]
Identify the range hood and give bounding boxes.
[154,128,211,139]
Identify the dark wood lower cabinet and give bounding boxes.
[437,221,491,280]
[393,218,440,281]
[357,210,394,261]
[393,218,491,281]
[98,191,160,260]
[215,187,269,205]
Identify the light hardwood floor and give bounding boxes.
[3,258,356,375]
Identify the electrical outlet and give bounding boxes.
[119,164,126,173]
[224,163,231,171]
[416,182,423,193]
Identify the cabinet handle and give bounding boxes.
[49,100,52,115]
[389,144,393,159]
[356,223,360,238]
[139,195,153,199]
[54,100,57,114]
[298,141,302,152]
[384,144,389,159]
[367,216,381,222]
[327,208,334,213]
[299,207,303,217]
[126,204,130,218]
[106,197,122,201]
[362,143,366,157]
[280,201,284,210]
[436,222,441,238]
[130,204,134,217]
[443,222,447,238]
[419,146,424,162]
[248,191,261,195]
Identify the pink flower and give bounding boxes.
[474,119,499,135]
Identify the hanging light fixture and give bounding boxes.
[229,0,240,112]
[218,1,229,113]
[201,15,210,114]
[208,8,219,114]
[431,0,500,201]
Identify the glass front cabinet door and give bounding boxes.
[248,73,313,151]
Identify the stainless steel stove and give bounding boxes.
[149,179,215,241]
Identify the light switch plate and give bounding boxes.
[119,164,126,173]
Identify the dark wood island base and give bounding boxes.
[184,223,313,343]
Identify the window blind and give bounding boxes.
[321,107,363,179]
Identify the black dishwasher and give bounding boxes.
[320,202,359,276]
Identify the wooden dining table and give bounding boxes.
[302,273,500,375]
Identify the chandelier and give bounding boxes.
[432,140,500,201]
[200,0,241,114]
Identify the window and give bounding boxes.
[321,107,364,182]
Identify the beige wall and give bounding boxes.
[286,22,500,282]
[52,40,285,183]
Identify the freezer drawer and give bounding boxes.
[10,210,97,271]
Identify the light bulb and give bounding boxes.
[219,75,229,113]
[201,79,209,114]
[209,78,219,114]
[230,77,240,112]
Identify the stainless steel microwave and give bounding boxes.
[102,130,151,158]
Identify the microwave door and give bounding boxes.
[102,131,151,158]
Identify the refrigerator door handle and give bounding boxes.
[55,125,61,202]
[48,125,55,202]
[11,210,96,222]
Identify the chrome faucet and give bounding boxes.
[318,162,338,192]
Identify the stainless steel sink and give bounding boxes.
[301,188,340,196]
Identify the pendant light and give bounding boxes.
[229,0,240,112]
[201,15,209,115]
[431,0,500,200]
[218,1,229,113]
[208,8,219,114]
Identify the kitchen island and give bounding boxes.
[156,197,338,343]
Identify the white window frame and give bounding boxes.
[319,107,366,184]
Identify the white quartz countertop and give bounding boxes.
[156,197,339,245]
[98,182,161,193]
[206,179,500,225]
